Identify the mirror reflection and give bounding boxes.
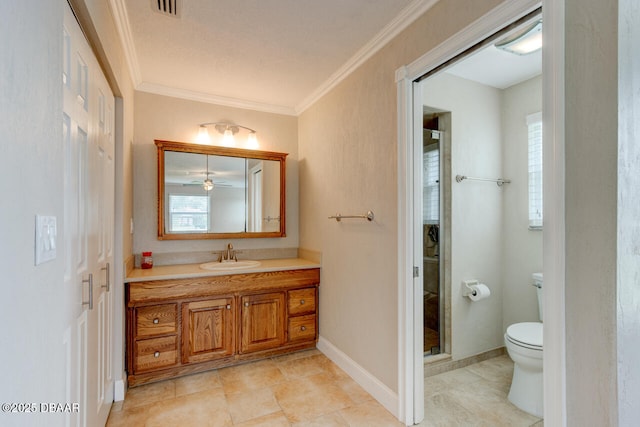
[156,140,287,239]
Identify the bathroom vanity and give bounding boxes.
[125,260,320,386]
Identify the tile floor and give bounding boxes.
[107,350,543,426]
[419,354,543,427]
[107,349,402,426]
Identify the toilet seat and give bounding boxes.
[506,322,542,350]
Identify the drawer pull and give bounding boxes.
[153,318,159,324]
[300,299,305,305]
[300,326,307,331]
[154,351,160,358]
[244,302,250,307]
[226,304,231,310]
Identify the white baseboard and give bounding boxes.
[114,371,127,402]
[317,336,399,419]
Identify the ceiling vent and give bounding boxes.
[152,0,180,18]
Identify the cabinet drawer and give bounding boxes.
[288,314,316,342]
[136,304,177,338]
[134,336,178,373]
[288,288,316,316]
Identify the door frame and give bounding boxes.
[396,0,565,424]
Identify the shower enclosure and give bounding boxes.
[422,121,441,355]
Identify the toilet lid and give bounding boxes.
[506,322,543,348]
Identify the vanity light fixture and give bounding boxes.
[495,20,542,55]
[197,122,258,148]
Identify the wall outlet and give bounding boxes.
[35,215,57,265]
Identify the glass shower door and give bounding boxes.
[423,128,441,355]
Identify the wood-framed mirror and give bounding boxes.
[155,140,287,239]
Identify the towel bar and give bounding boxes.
[328,211,375,222]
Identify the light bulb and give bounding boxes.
[222,128,235,147]
[197,125,210,144]
[247,132,258,149]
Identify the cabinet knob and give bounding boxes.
[153,318,159,324]
[154,351,160,358]
[226,304,231,310]
[300,299,305,305]
[300,326,307,331]
[244,302,250,307]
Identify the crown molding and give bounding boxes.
[109,0,142,86]
[295,0,439,114]
[136,82,297,116]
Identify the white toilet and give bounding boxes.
[504,272,543,418]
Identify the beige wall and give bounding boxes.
[501,75,543,329]
[420,72,543,361]
[421,73,505,359]
[299,0,504,392]
[133,92,299,255]
[0,3,67,421]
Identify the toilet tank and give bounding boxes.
[533,273,543,320]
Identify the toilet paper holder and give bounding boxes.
[462,280,480,297]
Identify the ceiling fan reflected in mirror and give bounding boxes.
[203,154,214,191]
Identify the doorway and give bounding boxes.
[397,3,545,425]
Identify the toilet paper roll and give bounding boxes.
[469,283,491,301]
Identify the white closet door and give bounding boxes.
[63,2,114,426]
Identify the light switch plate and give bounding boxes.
[35,215,57,265]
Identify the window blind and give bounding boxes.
[527,112,543,229]
[423,146,439,223]
[169,194,210,232]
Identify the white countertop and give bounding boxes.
[125,258,321,283]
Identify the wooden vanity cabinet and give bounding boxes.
[126,268,319,386]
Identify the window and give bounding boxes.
[423,144,439,224]
[527,112,543,229]
[168,194,210,232]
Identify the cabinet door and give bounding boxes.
[240,292,285,354]
[182,298,234,364]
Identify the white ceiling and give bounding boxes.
[444,44,542,89]
[115,0,541,115]
[118,0,433,115]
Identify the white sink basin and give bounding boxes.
[200,260,262,271]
